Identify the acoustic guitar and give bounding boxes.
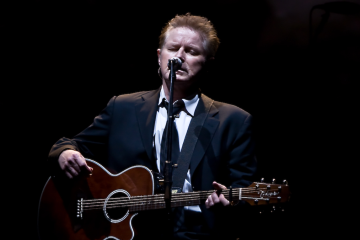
[38,159,290,240]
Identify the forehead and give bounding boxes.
[164,27,206,50]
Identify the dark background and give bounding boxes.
[3,0,359,239]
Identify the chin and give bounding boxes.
[174,77,191,82]
[175,74,190,81]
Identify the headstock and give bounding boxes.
[241,179,291,206]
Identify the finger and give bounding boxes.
[69,158,81,173]
[211,191,220,204]
[66,165,79,178]
[212,181,227,190]
[219,194,230,206]
[206,196,214,208]
[65,171,73,179]
[73,154,92,174]
[205,199,210,208]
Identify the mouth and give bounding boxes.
[176,68,187,73]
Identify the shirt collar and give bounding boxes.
[158,85,198,117]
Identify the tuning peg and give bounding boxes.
[283,179,288,186]
[260,178,264,183]
[272,178,276,184]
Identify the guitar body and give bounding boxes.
[38,159,154,240]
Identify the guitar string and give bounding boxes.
[81,188,281,210]
[81,187,269,205]
[83,192,217,210]
[82,195,277,211]
[83,193,214,210]
[82,194,276,210]
[83,197,278,211]
[81,188,261,207]
[81,188,275,209]
[126,195,272,211]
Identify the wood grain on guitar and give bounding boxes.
[38,159,290,240]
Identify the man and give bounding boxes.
[48,13,257,239]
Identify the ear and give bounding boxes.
[157,49,161,66]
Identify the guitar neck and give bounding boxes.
[128,189,238,212]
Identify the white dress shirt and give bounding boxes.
[153,86,201,212]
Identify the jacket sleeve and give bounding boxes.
[203,111,257,239]
[228,114,257,189]
[47,96,116,175]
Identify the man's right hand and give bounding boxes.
[58,150,93,179]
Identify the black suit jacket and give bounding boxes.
[49,87,257,236]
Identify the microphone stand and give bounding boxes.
[164,58,176,237]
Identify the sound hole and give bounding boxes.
[105,191,129,221]
[104,237,120,240]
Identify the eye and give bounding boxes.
[188,50,199,56]
[185,46,200,56]
[167,46,179,52]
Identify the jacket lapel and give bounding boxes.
[189,94,219,176]
[134,88,161,161]
[172,93,219,188]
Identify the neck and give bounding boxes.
[162,80,199,103]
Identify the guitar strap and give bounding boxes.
[171,94,214,189]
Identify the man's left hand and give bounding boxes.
[205,181,230,209]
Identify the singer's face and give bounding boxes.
[157,27,207,85]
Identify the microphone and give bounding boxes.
[167,57,182,71]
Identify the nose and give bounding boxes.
[175,48,185,63]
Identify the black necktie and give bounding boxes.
[159,99,184,173]
[158,99,189,233]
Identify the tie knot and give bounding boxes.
[159,98,187,117]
